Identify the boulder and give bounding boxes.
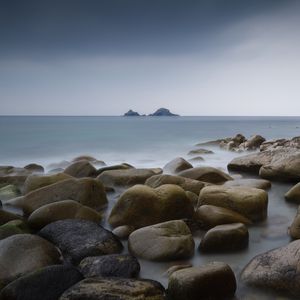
[194,205,251,229]
[168,262,236,300]
[8,178,107,215]
[112,225,135,240]
[96,163,134,175]
[223,178,271,190]
[23,173,72,194]
[108,184,194,228]
[178,167,232,184]
[0,220,30,240]
[188,148,214,155]
[0,210,22,226]
[227,151,273,173]
[0,234,61,288]
[198,186,268,222]
[0,265,83,300]
[0,185,20,201]
[128,220,194,261]
[285,182,300,203]
[79,254,140,278]
[64,161,97,178]
[97,168,161,187]
[39,219,123,264]
[288,206,300,239]
[259,150,300,181]
[60,277,165,300]
[24,163,44,173]
[163,157,192,174]
[241,240,300,297]
[242,135,266,150]
[145,174,206,194]
[72,155,105,166]
[28,200,102,230]
[199,223,249,252]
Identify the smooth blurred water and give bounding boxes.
[0,116,300,168]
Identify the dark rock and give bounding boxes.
[79,254,140,278]
[24,163,44,173]
[0,234,61,288]
[0,210,23,226]
[0,185,21,201]
[39,219,123,264]
[59,277,166,300]
[168,262,236,300]
[149,108,179,116]
[0,265,83,300]
[0,220,30,240]
[124,109,140,116]
[199,223,249,252]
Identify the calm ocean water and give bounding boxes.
[1,116,300,299]
[0,116,300,168]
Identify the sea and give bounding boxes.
[1,115,300,299]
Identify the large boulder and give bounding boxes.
[59,277,166,300]
[108,184,194,228]
[178,167,232,184]
[145,174,206,194]
[223,178,271,190]
[128,220,194,261]
[259,150,300,181]
[0,234,61,288]
[199,223,249,252]
[97,168,161,187]
[8,178,107,215]
[64,161,97,178]
[23,173,72,194]
[285,182,300,203]
[0,185,20,201]
[288,206,300,239]
[194,205,251,229]
[168,262,236,300]
[39,219,123,264]
[227,151,273,173]
[198,186,268,222]
[163,157,193,174]
[79,254,140,278]
[0,265,83,300]
[241,240,300,297]
[28,200,102,230]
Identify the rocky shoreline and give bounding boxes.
[0,135,300,299]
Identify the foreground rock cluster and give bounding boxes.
[1,136,300,299]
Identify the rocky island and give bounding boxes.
[124,108,179,117]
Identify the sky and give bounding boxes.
[0,0,300,116]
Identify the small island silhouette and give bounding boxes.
[124,108,179,117]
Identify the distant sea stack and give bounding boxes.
[149,108,179,116]
[124,109,140,116]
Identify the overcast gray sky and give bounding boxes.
[1,0,300,116]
